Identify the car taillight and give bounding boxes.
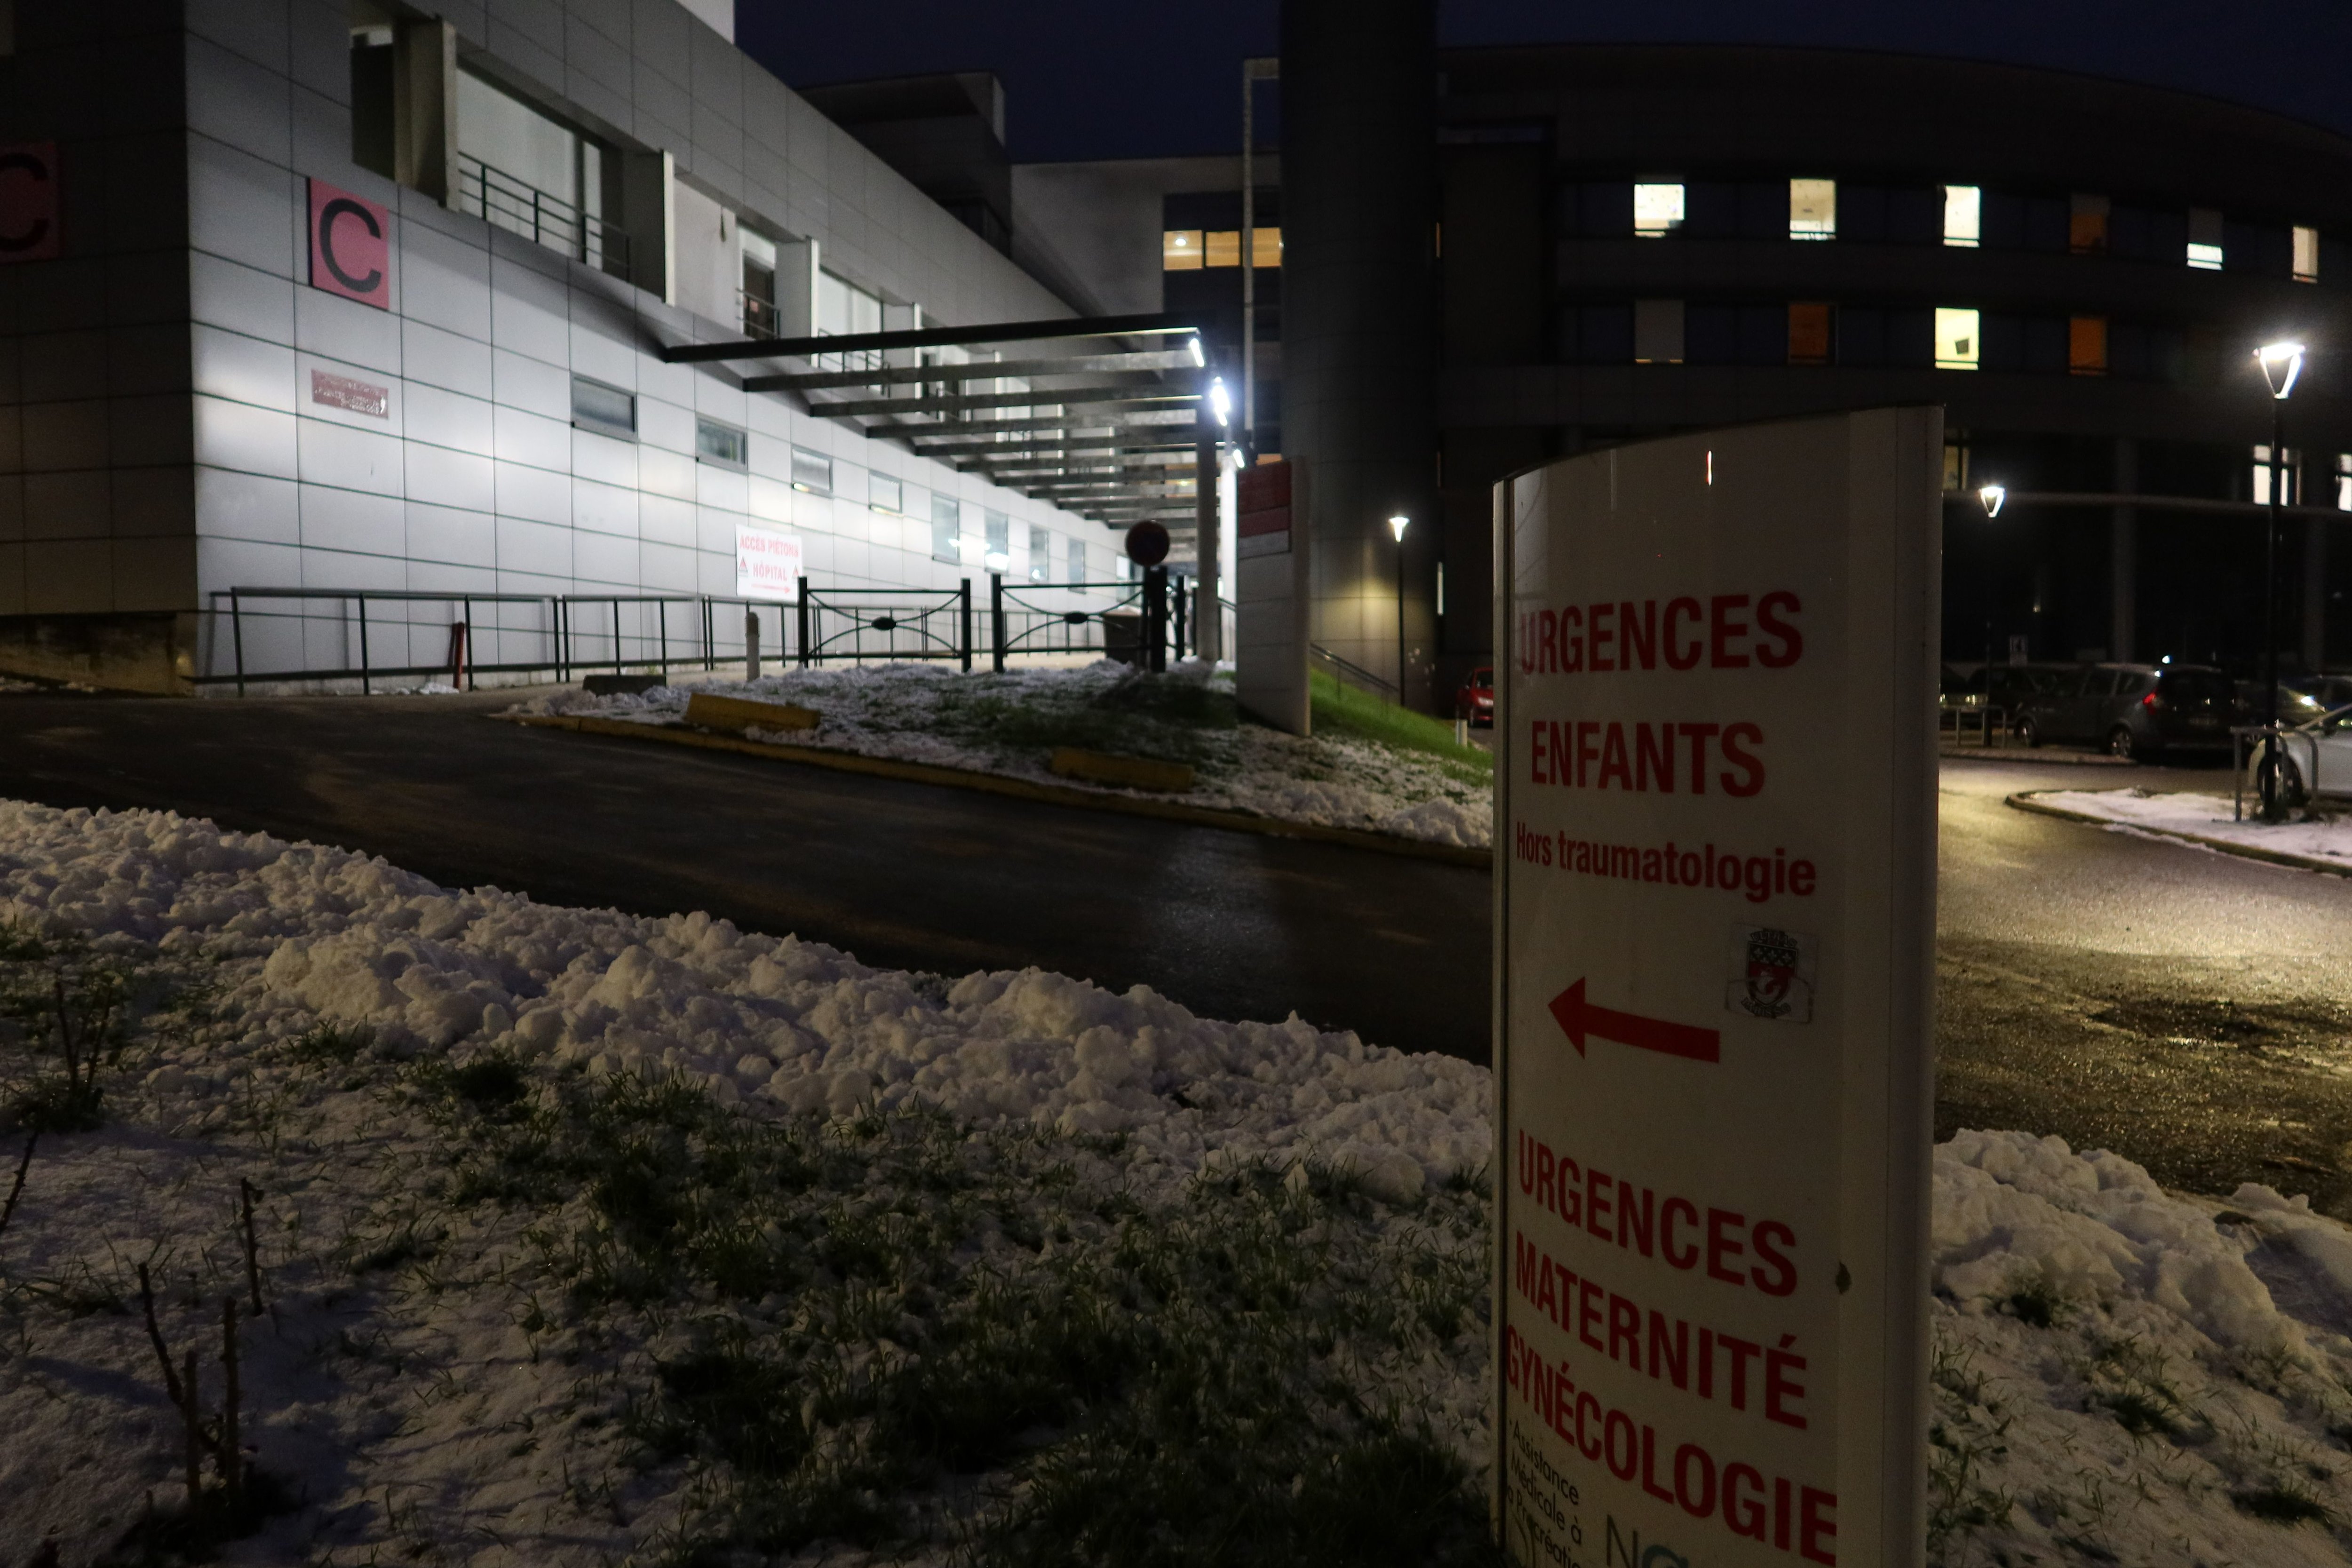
[2141,692,2161,710]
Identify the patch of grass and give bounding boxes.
[414,1066,1495,1565]
[1998,1272,2073,1329]
[2084,1335,2193,1440]
[1307,670,1492,774]
[922,667,1242,768]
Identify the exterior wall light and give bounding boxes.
[1977,485,2006,517]
[1188,336,1206,367]
[1388,513,1410,542]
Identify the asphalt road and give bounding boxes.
[1937,752,2352,1215]
[5,694,2352,1214]
[0,692,1492,1061]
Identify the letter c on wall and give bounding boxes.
[308,178,390,308]
[0,144,61,262]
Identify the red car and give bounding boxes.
[1454,665,1494,726]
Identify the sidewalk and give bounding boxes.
[2009,787,2352,877]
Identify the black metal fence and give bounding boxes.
[199,575,1195,693]
[454,154,631,280]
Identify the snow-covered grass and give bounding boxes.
[506,661,1494,850]
[2029,788,2352,869]
[8,803,2352,1566]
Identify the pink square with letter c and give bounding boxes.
[308,178,389,308]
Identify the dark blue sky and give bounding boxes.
[736,0,2352,164]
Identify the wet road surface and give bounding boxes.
[0,692,1491,1061]
[1938,753,2352,1215]
[4,694,2351,1211]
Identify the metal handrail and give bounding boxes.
[990,576,1148,669]
[1311,641,1399,703]
[454,153,630,279]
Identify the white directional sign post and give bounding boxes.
[1493,410,1941,1568]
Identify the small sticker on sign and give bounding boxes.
[1726,923,1816,1022]
[311,369,388,418]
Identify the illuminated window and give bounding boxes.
[1163,230,1203,271]
[1204,231,1241,267]
[2067,317,2107,376]
[1934,308,1981,369]
[791,446,832,494]
[2070,194,2109,254]
[1788,178,1836,240]
[1943,441,1970,493]
[931,494,962,563]
[1942,186,1980,247]
[2294,225,2320,283]
[1788,302,1832,365]
[1029,525,1051,581]
[1633,183,1685,237]
[2254,446,2301,506]
[1633,300,1684,364]
[2186,208,2224,270]
[1249,226,1282,266]
[870,475,903,515]
[2337,454,2351,512]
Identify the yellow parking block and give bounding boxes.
[1048,747,1195,793]
[684,692,819,733]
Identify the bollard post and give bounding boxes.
[991,573,1007,673]
[745,609,761,682]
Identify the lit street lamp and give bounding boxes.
[1389,513,1410,699]
[1977,484,2006,518]
[2255,340,2305,821]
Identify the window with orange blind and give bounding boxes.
[1249,226,1282,266]
[1788,302,1833,365]
[2068,316,2108,375]
[2069,195,2109,254]
[1163,230,1203,270]
[1203,231,1242,267]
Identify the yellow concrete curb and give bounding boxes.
[2005,791,2352,880]
[501,712,1494,868]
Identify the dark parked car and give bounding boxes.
[1454,665,1494,727]
[2013,662,2235,758]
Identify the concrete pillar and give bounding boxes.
[2110,437,2136,662]
[1279,0,1438,707]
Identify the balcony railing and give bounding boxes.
[455,154,631,281]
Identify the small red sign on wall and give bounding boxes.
[308,178,389,308]
[0,143,62,263]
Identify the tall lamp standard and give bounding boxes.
[1388,513,1411,701]
[2256,341,2305,820]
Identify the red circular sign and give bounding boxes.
[1125,522,1170,566]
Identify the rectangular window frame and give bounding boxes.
[2070,194,2110,254]
[984,509,1011,571]
[1163,229,1204,271]
[931,494,963,564]
[869,474,903,515]
[694,415,747,470]
[2067,316,2108,377]
[1788,178,1837,241]
[1933,307,1981,371]
[2186,207,2225,271]
[1632,299,1685,365]
[1942,185,1981,248]
[1633,183,1685,238]
[1028,524,1052,582]
[1248,226,1282,267]
[2294,225,2320,283]
[790,446,833,495]
[1788,302,1833,366]
[571,375,636,438]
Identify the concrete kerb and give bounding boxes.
[2005,790,2352,880]
[501,712,1494,869]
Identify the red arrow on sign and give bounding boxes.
[1549,979,1721,1063]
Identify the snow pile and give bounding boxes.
[508,660,1494,850]
[11,804,2352,1565]
[1929,1129,2352,1565]
[2033,787,2352,868]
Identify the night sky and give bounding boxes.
[735,0,2352,164]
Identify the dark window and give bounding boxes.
[2022,198,2068,252]
[1838,307,1887,366]
[571,376,635,436]
[1736,305,1785,365]
[1574,304,1633,363]
[2022,318,2068,374]
[1580,183,1634,238]
[2110,206,2157,259]
[1981,315,2023,372]
[1887,308,1934,366]
[350,29,396,179]
[1981,191,2023,249]
[1888,187,1939,245]
[2227,221,2290,276]
[1685,304,1737,364]
[1738,182,1784,239]
[1685,183,1739,239]
[2110,321,2153,379]
[1840,185,1888,243]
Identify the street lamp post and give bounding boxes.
[1388,513,1410,701]
[2256,341,2305,820]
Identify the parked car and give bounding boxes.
[2011,662,2236,758]
[1454,665,1494,727]
[2292,674,2352,712]
[2259,703,2352,804]
[2238,679,2329,728]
